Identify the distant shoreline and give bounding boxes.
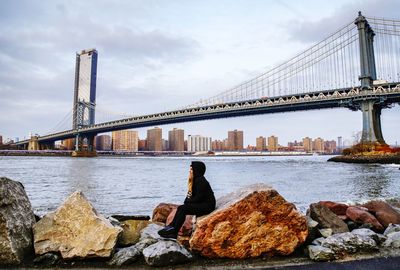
[0,150,334,157]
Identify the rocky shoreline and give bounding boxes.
[328,154,400,164]
[1,177,400,269]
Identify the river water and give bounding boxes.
[0,155,399,217]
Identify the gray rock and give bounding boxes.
[312,237,325,246]
[309,203,349,234]
[319,228,333,238]
[139,223,164,242]
[307,245,335,261]
[33,253,60,266]
[143,240,193,266]
[384,224,400,236]
[321,232,377,255]
[351,228,386,245]
[108,238,155,266]
[382,232,400,248]
[0,177,36,265]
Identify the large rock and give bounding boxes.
[33,191,122,259]
[109,238,155,266]
[189,184,308,258]
[308,203,349,234]
[166,208,194,236]
[152,203,178,223]
[118,219,150,246]
[362,201,400,228]
[0,177,36,265]
[318,201,349,216]
[321,232,377,254]
[308,231,378,261]
[382,232,400,248]
[143,240,192,266]
[384,224,400,236]
[307,245,335,261]
[346,206,384,231]
[351,228,386,245]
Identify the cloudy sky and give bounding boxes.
[1,0,399,146]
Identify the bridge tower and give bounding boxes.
[355,12,386,145]
[72,49,98,155]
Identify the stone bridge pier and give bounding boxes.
[72,134,97,157]
[359,100,386,145]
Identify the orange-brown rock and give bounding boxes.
[152,203,178,223]
[318,201,349,216]
[346,206,384,231]
[189,184,308,259]
[166,208,194,236]
[362,201,400,228]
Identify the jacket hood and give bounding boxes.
[191,161,206,178]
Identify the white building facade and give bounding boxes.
[187,135,212,152]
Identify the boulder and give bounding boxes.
[189,184,308,258]
[118,219,150,246]
[109,238,155,266]
[346,206,384,231]
[166,208,194,236]
[0,177,36,265]
[308,231,378,261]
[139,223,165,242]
[143,240,193,266]
[382,232,400,248]
[384,224,400,236]
[318,201,349,216]
[362,201,400,228]
[33,191,122,259]
[321,232,377,255]
[308,203,349,234]
[152,203,178,223]
[307,245,335,261]
[351,228,386,245]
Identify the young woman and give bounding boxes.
[158,161,216,239]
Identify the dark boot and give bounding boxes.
[158,226,178,239]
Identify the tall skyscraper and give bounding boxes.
[112,130,138,151]
[72,49,98,129]
[256,136,266,151]
[267,135,278,151]
[337,136,343,150]
[188,135,212,152]
[147,127,162,151]
[96,135,112,151]
[313,137,325,153]
[302,137,313,152]
[168,128,184,151]
[227,130,244,151]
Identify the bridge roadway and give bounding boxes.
[14,83,400,146]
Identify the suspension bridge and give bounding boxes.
[13,13,400,154]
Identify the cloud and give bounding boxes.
[286,0,400,44]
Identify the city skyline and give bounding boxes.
[82,126,343,153]
[1,1,400,146]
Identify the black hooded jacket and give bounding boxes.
[184,161,216,207]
